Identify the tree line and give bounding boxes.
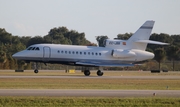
[0,27,180,71]
[0,27,94,69]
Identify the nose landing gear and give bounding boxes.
[34,69,38,73]
[34,62,39,73]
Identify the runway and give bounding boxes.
[0,75,180,79]
[0,75,179,97]
[0,89,180,97]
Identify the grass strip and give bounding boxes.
[0,97,180,107]
[0,78,179,90]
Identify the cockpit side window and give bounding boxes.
[35,47,40,50]
[32,47,36,50]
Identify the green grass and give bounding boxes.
[0,78,179,90]
[0,70,180,89]
[0,97,180,107]
[0,71,180,106]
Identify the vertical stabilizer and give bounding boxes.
[127,20,155,50]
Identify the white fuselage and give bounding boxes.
[11,20,168,76]
[12,44,154,67]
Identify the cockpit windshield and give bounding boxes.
[27,47,40,51]
[27,47,33,50]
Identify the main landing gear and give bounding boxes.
[97,70,104,76]
[83,69,104,76]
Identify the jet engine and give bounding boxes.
[111,49,136,58]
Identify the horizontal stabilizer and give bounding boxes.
[135,40,169,45]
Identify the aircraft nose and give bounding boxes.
[12,53,19,59]
[12,51,24,59]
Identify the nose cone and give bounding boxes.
[12,51,25,60]
[12,52,20,59]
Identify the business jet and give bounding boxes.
[12,20,168,76]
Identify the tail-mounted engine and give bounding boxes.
[111,49,136,58]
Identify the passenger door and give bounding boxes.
[43,47,51,61]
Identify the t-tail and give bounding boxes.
[127,20,168,50]
[104,20,168,49]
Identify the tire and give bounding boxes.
[97,70,103,76]
[34,69,38,73]
[84,70,90,76]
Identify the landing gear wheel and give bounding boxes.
[34,69,39,73]
[84,70,90,76]
[97,70,103,76]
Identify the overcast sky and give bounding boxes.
[0,0,180,43]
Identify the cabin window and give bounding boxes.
[84,52,86,55]
[57,50,60,53]
[65,51,67,54]
[80,52,82,55]
[61,51,64,53]
[88,52,90,55]
[99,53,101,56]
[69,51,71,54]
[92,52,94,55]
[95,53,98,55]
[76,51,78,54]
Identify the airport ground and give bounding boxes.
[0,70,180,107]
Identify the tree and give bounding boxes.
[46,27,90,45]
[96,36,108,47]
[20,36,31,47]
[0,28,12,44]
[116,33,133,40]
[148,33,173,52]
[154,48,166,70]
[27,36,44,47]
[0,50,6,68]
[167,45,180,71]
[171,35,180,47]
[66,31,90,45]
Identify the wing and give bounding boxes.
[76,62,134,67]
